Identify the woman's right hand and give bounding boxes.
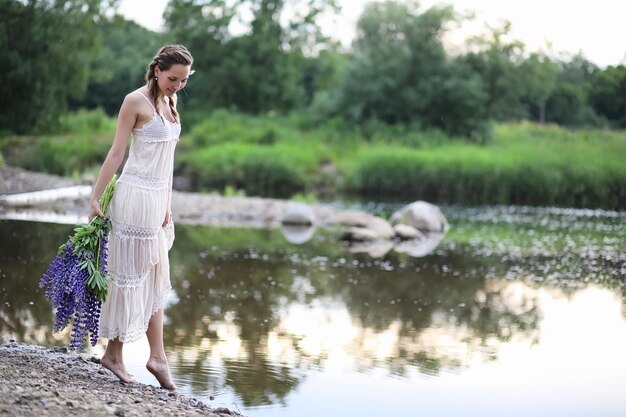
[88,199,104,223]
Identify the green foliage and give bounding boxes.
[546,83,605,127]
[290,192,318,204]
[4,135,110,177]
[58,108,117,135]
[346,122,626,209]
[70,16,164,115]
[184,143,318,197]
[64,175,117,302]
[544,54,604,127]
[518,53,558,122]
[223,185,246,197]
[0,0,105,134]
[588,64,626,128]
[462,21,527,121]
[1,110,113,176]
[186,109,284,148]
[321,1,489,138]
[5,105,625,209]
[164,0,338,115]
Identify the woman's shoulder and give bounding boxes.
[124,88,150,104]
[119,88,153,114]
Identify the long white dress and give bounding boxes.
[98,92,180,343]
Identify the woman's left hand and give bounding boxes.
[163,211,172,226]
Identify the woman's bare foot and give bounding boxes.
[101,355,138,384]
[146,357,177,391]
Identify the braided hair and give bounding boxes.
[145,44,194,124]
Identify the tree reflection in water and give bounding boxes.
[160,225,542,406]
[2,219,617,409]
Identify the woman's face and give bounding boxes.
[155,64,191,97]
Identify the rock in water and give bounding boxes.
[281,202,315,226]
[390,201,448,232]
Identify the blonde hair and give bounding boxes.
[145,44,194,123]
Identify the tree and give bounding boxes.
[461,22,527,121]
[519,53,557,123]
[70,16,164,115]
[588,65,626,128]
[544,53,604,127]
[323,0,488,138]
[545,83,601,127]
[0,0,109,134]
[164,0,338,114]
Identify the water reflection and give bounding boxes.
[280,223,316,245]
[162,232,542,404]
[0,221,74,346]
[1,207,625,416]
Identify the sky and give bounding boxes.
[118,0,626,68]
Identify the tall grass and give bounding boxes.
[2,109,624,209]
[346,123,626,208]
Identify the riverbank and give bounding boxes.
[0,166,340,229]
[0,342,241,417]
[4,113,626,209]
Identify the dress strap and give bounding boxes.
[137,91,156,112]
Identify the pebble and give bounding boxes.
[0,342,244,416]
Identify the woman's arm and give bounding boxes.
[88,94,138,221]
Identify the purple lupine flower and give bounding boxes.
[40,241,81,333]
[40,219,112,350]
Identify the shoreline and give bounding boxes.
[0,166,342,229]
[0,342,242,417]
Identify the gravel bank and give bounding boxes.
[0,342,242,417]
[0,166,83,195]
[0,166,340,228]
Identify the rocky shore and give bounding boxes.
[0,166,340,229]
[0,342,241,417]
[0,165,449,256]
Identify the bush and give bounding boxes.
[58,108,116,135]
[2,133,110,176]
[186,109,285,148]
[0,109,115,176]
[184,143,318,198]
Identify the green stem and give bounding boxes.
[94,235,101,281]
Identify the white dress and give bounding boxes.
[98,91,180,343]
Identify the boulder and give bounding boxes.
[393,223,424,240]
[331,210,394,239]
[281,202,315,226]
[390,201,448,232]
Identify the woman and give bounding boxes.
[88,44,193,390]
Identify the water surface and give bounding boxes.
[0,206,624,416]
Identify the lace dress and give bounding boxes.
[98,92,180,343]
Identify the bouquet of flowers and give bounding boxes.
[39,175,117,350]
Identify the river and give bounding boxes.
[0,205,624,416]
